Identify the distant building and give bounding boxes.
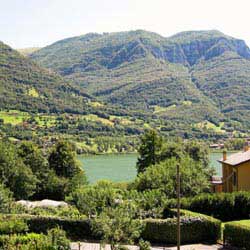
[209,143,224,149]
[218,143,250,192]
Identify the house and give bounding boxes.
[218,144,250,192]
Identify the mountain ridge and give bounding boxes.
[3,29,250,135]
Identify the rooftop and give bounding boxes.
[218,149,250,166]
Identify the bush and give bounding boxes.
[0,185,12,213]
[0,229,70,249]
[26,215,93,240]
[0,216,28,235]
[0,214,94,240]
[142,211,221,244]
[138,239,151,250]
[224,221,250,250]
[0,233,42,246]
[166,192,250,222]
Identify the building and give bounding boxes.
[218,144,250,192]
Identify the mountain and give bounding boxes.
[30,30,250,132]
[0,41,95,114]
[17,47,41,56]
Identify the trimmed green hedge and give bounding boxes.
[224,221,250,250]
[0,214,95,240]
[0,218,28,235]
[166,192,250,222]
[142,211,221,244]
[0,233,42,247]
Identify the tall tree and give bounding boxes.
[0,141,38,199]
[18,141,50,199]
[48,140,81,178]
[136,130,163,173]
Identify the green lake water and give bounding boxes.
[78,152,223,183]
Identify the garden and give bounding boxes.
[0,130,250,249]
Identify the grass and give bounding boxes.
[0,110,56,127]
[0,110,29,125]
[153,105,176,114]
[195,120,226,133]
[27,87,39,98]
[82,114,114,126]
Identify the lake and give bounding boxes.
[78,152,224,183]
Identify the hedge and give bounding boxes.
[0,233,42,247]
[166,192,250,222]
[0,217,28,235]
[142,211,221,244]
[0,214,95,240]
[224,221,250,250]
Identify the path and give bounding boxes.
[70,242,228,250]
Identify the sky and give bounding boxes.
[1,0,250,48]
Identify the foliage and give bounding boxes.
[0,228,70,250]
[68,180,120,217]
[46,227,70,250]
[13,205,83,220]
[224,220,250,250]
[93,202,143,250]
[142,212,221,244]
[0,184,12,213]
[0,217,28,235]
[0,139,87,200]
[133,157,211,198]
[0,141,38,199]
[0,214,93,240]
[136,130,163,173]
[138,239,151,250]
[168,192,250,222]
[49,140,81,178]
[224,138,246,150]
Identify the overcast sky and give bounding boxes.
[1,0,250,48]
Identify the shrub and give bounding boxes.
[47,227,70,250]
[138,239,151,250]
[0,184,12,213]
[0,229,70,249]
[26,215,93,240]
[224,221,250,250]
[166,192,250,222]
[0,233,42,246]
[0,216,28,235]
[142,211,221,244]
[0,214,94,240]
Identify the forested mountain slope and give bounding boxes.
[30,30,250,130]
[0,41,95,114]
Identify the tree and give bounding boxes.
[0,141,38,199]
[69,180,119,217]
[184,140,210,168]
[136,130,163,173]
[0,184,12,213]
[133,157,211,198]
[18,141,51,199]
[48,140,81,178]
[93,202,142,250]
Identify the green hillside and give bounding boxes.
[30,30,250,133]
[0,41,94,114]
